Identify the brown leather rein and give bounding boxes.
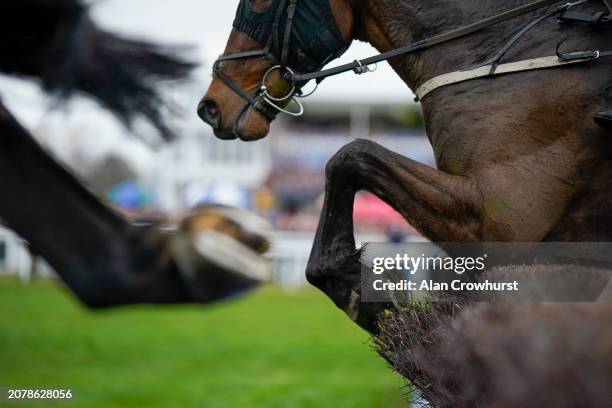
[289,0,605,84]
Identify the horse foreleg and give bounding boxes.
[0,102,268,307]
[307,139,483,333]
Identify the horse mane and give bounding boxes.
[0,0,197,139]
[375,264,612,407]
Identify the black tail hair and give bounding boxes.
[0,0,197,140]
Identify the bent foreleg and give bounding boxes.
[307,139,483,333]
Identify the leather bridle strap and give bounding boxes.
[215,49,273,62]
[290,0,575,84]
[212,0,299,121]
[213,50,279,121]
[272,0,290,50]
[281,0,298,65]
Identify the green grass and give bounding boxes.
[0,278,406,408]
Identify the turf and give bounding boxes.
[0,278,406,407]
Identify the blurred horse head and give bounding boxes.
[171,205,273,301]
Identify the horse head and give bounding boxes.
[198,0,356,141]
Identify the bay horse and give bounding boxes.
[201,0,612,405]
[201,0,612,327]
[0,0,271,307]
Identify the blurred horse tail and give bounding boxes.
[0,0,196,139]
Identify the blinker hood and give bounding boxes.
[233,0,349,73]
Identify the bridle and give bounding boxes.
[212,0,307,121]
[214,0,611,120]
[213,53,296,121]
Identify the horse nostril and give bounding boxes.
[204,100,219,118]
[198,98,220,128]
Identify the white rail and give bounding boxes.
[0,226,36,282]
[0,226,415,289]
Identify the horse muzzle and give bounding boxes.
[198,99,220,129]
[198,98,239,140]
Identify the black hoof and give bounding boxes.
[594,111,612,131]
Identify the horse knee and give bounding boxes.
[325,138,375,179]
[306,245,360,290]
[306,247,339,290]
[305,260,321,287]
[306,255,347,312]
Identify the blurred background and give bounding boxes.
[0,0,432,406]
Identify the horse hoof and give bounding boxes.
[171,206,273,302]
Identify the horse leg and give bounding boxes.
[0,101,268,307]
[306,139,483,333]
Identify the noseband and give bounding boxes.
[213,52,296,121]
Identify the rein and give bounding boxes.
[291,0,574,83]
[292,0,611,94]
[217,0,610,118]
